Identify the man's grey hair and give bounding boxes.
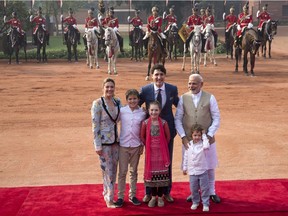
[189,74,203,82]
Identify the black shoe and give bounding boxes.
[114,198,124,207]
[186,195,192,202]
[129,197,141,206]
[210,194,221,203]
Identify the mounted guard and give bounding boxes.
[202,6,218,48]
[143,6,167,56]
[61,8,81,45]
[163,6,177,35]
[234,2,253,47]
[30,7,49,46]
[101,7,124,53]
[256,4,271,38]
[83,8,99,51]
[2,11,26,46]
[223,6,237,41]
[184,6,203,53]
[127,9,144,46]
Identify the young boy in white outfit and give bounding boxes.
[115,89,147,207]
[183,124,210,212]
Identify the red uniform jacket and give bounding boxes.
[257,11,271,29]
[85,17,98,29]
[102,17,119,28]
[6,18,23,33]
[202,15,214,28]
[224,14,237,31]
[63,16,77,32]
[147,15,162,33]
[237,12,253,36]
[31,16,46,34]
[163,14,177,31]
[187,15,202,31]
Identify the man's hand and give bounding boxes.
[207,135,213,144]
[139,145,144,155]
[183,170,187,175]
[182,136,189,150]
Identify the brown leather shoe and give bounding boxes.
[164,194,174,203]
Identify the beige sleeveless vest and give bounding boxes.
[182,91,215,143]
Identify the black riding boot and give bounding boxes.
[129,33,133,46]
[46,33,50,45]
[83,35,87,50]
[143,38,148,56]
[77,32,81,45]
[64,33,68,45]
[162,39,167,56]
[201,35,206,53]
[185,32,193,53]
[117,34,124,53]
[213,31,218,48]
[33,34,37,45]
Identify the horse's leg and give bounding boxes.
[181,44,186,71]
[67,44,71,62]
[230,43,234,59]
[107,55,111,74]
[74,44,78,62]
[263,41,267,58]
[113,55,117,75]
[250,54,256,76]
[243,50,248,75]
[204,52,207,67]
[131,45,134,60]
[37,46,40,63]
[191,52,194,73]
[44,45,47,62]
[235,47,239,72]
[14,47,18,64]
[24,45,27,62]
[86,50,89,66]
[269,41,272,58]
[213,50,217,66]
[95,43,99,69]
[146,56,152,80]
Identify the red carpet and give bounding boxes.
[1,179,288,216]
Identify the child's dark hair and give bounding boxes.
[125,89,140,100]
[151,64,166,75]
[191,124,204,134]
[148,101,161,110]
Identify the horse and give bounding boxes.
[259,19,278,58]
[66,24,78,62]
[104,27,119,75]
[86,28,99,69]
[203,23,217,67]
[35,24,47,63]
[182,25,202,74]
[166,23,179,61]
[146,27,165,81]
[235,28,261,76]
[225,23,237,59]
[6,27,27,64]
[130,25,143,62]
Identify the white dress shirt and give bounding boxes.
[174,90,220,138]
[119,105,146,148]
[154,83,166,108]
[175,90,220,169]
[183,134,210,175]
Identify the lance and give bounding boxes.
[223,0,226,37]
[60,1,64,44]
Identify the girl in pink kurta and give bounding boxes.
[141,101,171,207]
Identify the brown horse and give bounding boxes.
[235,28,261,76]
[146,28,165,80]
[259,20,278,58]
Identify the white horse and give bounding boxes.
[182,25,202,74]
[203,23,217,67]
[104,27,119,75]
[86,28,99,69]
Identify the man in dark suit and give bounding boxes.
[139,64,179,203]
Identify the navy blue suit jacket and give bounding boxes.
[139,82,179,138]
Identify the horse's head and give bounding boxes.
[270,20,278,36]
[204,24,213,38]
[37,24,46,44]
[104,27,113,46]
[132,26,142,44]
[9,27,19,47]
